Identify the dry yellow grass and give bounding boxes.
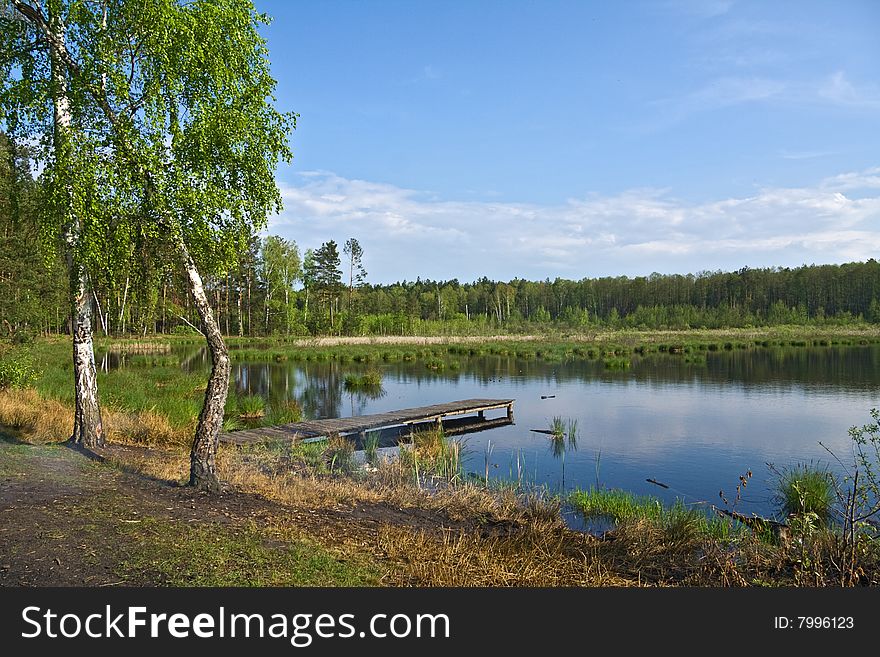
[0,388,71,443]
[0,388,188,447]
[376,522,629,586]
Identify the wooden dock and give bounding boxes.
[219,398,515,446]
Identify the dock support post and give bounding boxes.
[506,403,514,423]
[478,410,485,420]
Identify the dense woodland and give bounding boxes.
[3,134,880,339]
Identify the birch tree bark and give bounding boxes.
[47,5,104,448]
[179,238,229,491]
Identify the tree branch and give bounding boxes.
[176,313,205,337]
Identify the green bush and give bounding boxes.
[0,352,38,390]
[171,324,200,335]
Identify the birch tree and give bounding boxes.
[2,0,109,447]
[7,0,293,490]
[262,235,300,335]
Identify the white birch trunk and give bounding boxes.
[48,7,104,448]
[179,238,229,491]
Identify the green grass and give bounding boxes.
[569,487,740,540]
[364,432,380,464]
[27,341,205,428]
[265,399,303,425]
[343,369,383,389]
[236,394,266,418]
[114,515,376,586]
[775,464,835,524]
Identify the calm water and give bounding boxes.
[180,345,880,519]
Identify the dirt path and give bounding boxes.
[0,438,501,586]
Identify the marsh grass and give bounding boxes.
[775,463,835,524]
[400,428,463,484]
[265,400,303,425]
[570,487,739,541]
[325,435,356,475]
[0,388,185,446]
[236,394,266,419]
[364,432,380,465]
[343,369,383,389]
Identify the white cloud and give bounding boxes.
[818,71,880,109]
[269,169,880,283]
[820,167,880,191]
[645,71,879,131]
[779,149,833,161]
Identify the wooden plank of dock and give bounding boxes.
[219,398,515,446]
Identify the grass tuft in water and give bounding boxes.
[343,369,383,389]
[775,463,835,524]
[570,487,738,540]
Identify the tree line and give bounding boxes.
[4,144,879,341]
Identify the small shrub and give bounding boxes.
[0,352,38,390]
[11,329,35,345]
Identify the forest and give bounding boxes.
[3,132,880,339]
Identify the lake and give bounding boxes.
[179,344,880,520]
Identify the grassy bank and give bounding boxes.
[3,330,880,586]
[5,326,878,446]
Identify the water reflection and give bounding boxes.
[104,343,880,518]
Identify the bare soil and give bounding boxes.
[0,438,517,586]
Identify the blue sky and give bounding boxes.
[257,0,880,283]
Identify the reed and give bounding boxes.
[570,487,738,540]
[343,369,383,389]
[237,394,266,419]
[399,428,463,484]
[265,400,303,425]
[364,432,380,465]
[775,463,835,524]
